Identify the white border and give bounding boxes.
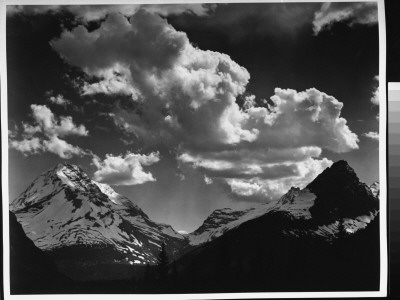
[388,82,400,91]
[0,0,388,299]
[377,0,388,296]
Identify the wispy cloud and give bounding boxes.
[313,2,378,35]
[7,4,216,21]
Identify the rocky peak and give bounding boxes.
[278,187,301,205]
[306,160,378,222]
[306,160,359,193]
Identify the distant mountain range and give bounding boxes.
[9,160,380,288]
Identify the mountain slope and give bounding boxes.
[10,163,187,279]
[187,160,379,245]
[9,211,72,294]
[162,211,380,293]
[152,161,381,293]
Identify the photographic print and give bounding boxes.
[2,0,386,298]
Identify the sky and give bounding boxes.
[6,2,380,233]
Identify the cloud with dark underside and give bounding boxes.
[9,104,88,159]
[49,9,359,200]
[92,151,160,185]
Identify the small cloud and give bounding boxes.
[204,175,213,185]
[363,131,379,141]
[48,93,71,106]
[176,173,186,181]
[92,151,160,185]
[177,230,188,235]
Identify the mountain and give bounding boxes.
[187,160,379,245]
[10,163,187,280]
[161,210,381,293]
[307,160,379,222]
[188,206,272,245]
[149,160,381,293]
[9,211,72,294]
[9,160,379,284]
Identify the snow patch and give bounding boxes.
[57,169,76,188]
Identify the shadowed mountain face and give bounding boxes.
[159,212,380,294]
[307,160,379,223]
[9,212,71,294]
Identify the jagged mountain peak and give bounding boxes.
[306,160,359,192]
[305,160,378,221]
[277,187,301,205]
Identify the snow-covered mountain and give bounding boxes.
[10,163,186,268]
[187,160,379,245]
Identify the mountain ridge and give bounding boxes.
[10,160,380,281]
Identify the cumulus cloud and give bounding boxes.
[92,152,160,185]
[247,88,359,153]
[50,10,359,201]
[363,131,379,141]
[313,2,378,34]
[9,104,88,158]
[51,10,255,148]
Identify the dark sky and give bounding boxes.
[6,2,380,232]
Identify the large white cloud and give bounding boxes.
[313,2,378,35]
[246,88,359,153]
[51,11,255,148]
[92,152,160,185]
[9,104,88,159]
[50,10,359,201]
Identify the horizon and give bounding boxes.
[6,2,380,233]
